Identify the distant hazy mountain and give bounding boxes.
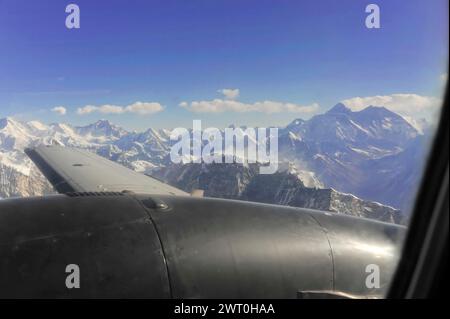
[0,103,430,223]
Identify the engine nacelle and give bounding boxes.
[0,192,404,298]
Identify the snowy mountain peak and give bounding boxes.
[76,119,128,139]
[49,122,74,132]
[353,105,419,139]
[359,105,398,117]
[94,119,113,127]
[0,117,22,130]
[356,106,416,129]
[88,119,120,131]
[327,103,352,114]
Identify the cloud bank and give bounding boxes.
[181,89,319,114]
[180,99,319,114]
[77,102,164,115]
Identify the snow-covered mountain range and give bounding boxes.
[277,103,429,214]
[0,103,429,224]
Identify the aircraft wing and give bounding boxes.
[25,145,188,196]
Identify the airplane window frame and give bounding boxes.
[388,78,449,299]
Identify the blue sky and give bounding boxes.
[0,0,448,130]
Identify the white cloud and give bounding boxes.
[218,88,240,100]
[441,73,448,84]
[51,106,67,115]
[180,98,319,114]
[77,105,98,115]
[125,102,164,115]
[77,102,163,116]
[341,94,442,118]
[98,105,125,114]
[180,88,319,114]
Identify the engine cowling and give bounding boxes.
[0,192,404,298]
